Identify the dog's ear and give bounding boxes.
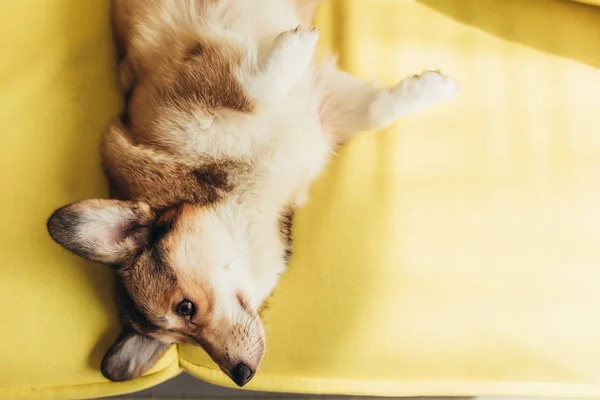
[47,199,155,264]
[101,331,170,382]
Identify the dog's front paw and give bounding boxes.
[261,26,320,96]
[272,26,320,62]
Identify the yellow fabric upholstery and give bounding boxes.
[2,0,600,398]
[0,1,180,399]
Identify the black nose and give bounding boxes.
[230,362,254,387]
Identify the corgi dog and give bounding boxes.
[47,0,459,387]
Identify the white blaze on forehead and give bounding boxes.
[170,206,243,272]
[166,204,256,315]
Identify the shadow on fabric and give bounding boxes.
[417,0,600,69]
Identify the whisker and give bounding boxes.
[231,305,235,329]
[243,319,250,336]
[250,336,263,348]
[249,321,260,335]
[236,306,243,328]
[244,313,254,336]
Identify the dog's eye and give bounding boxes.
[176,300,195,317]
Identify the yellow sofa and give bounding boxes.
[2,0,600,398]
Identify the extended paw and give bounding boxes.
[260,26,320,96]
[370,70,460,127]
[391,70,460,106]
[272,26,320,59]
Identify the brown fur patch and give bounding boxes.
[192,161,238,204]
[102,120,252,209]
[115,278,165,335]
[185,42,204,60]
[118,247,178,332]
[147,206,181,247]
[277,205,295,263]
[159,38,254,113]
[125,37,255,143]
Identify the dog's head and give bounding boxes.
[47,199,266,387]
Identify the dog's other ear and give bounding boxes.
[47,199,155,264]
[101,331,170,382]
[293,0,323,25]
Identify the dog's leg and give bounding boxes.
[318,62,460,145]
[254,26,319,101]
